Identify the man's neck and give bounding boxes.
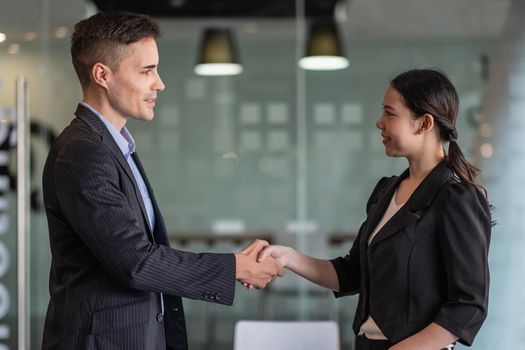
[82,95,127,131]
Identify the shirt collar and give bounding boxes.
[80,101,136,157]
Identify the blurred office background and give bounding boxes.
[0,0,522,348]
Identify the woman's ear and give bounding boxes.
[418,114,435,134]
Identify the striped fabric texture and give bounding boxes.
[41,104,236,349]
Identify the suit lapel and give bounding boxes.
[364,176,402,239]
[132,152,170,246]
[368,206,420,247]
[367,161,453,247]
[103,135,154,238]
[362,172,405,246]
[74,104,153,238]
[75,104,137,184]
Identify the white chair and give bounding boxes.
[234,320,340,350]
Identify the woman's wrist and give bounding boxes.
[281,246,298,270]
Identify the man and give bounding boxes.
[42,11,281,350]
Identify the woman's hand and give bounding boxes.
[241,245,290,290]
[246,244,340,291]
[257,245,291,267]
[236,240,284,290]
[387,323,458,350]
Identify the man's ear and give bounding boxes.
[418,113,435,134]
[91,63,111,89]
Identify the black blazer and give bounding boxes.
[331,161,491,346]
[42,104,236,350]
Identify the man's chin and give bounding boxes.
[130,113,155,122]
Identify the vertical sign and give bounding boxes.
[0,107,13,348]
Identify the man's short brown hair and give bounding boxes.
[71,11,161,89]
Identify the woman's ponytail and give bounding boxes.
[447,140,481,188]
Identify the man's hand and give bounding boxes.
[234,239,284,289]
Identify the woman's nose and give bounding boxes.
[375,116,383,129]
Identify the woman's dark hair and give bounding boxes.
[390,69,487,194]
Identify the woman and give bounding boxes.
[258,69,492,350]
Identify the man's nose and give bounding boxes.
[154,72,165,92]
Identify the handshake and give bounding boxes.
[234,239,286,289]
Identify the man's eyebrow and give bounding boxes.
[142,64,157,69]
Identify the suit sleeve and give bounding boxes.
[54,140,236,305]
[433,181,491,346]
[330,176,392,297]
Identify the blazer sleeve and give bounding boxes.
[330,176,393,296]
[54,140,236,305]
[433,181,492,346]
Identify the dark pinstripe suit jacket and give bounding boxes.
[42,104,236,349]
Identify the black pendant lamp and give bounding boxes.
[299,20,349,71]
[194,28,243,76]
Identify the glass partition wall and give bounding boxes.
[1,1,86,348]
[144,15,499,350]
[0,0,507,349]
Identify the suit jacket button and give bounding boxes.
[157,313,164,322]
[202,292,209,298]
[215,294,220,301]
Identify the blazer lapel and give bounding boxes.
[368,207,420,247]
[365,173,406,245]
[75,104,137,184]
[368,161,454,248]
[363,172,406,246]
[132,152,170,246]
[74,104,153,238]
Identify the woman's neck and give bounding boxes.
[406,147,445,181]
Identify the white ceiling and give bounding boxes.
[0,0,513,44]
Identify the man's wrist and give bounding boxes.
[234,253,248,280]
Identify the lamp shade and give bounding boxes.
[299,21,349,71]
[194,28,243,76]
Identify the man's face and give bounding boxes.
[106,37,165,122]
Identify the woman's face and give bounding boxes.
[376,86,423,158]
